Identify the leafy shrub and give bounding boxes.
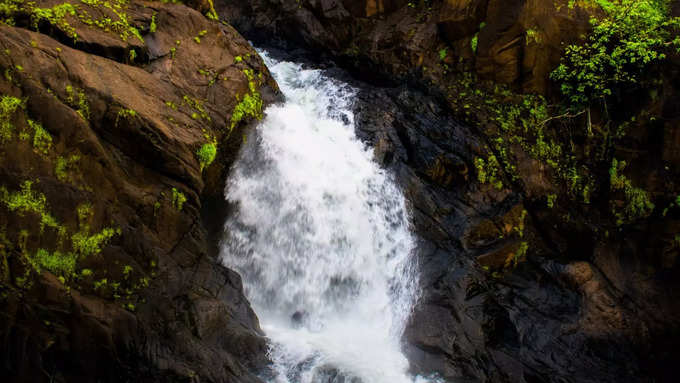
[551,0,680,109]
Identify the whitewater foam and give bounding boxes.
[220,50,424,383]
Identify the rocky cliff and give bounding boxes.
[0,1,278,381]
[1,0,679,382]
[218,1,680,382]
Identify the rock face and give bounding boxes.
[0,1,278,382]
[351,78,680,383]
[217,1,680,382]
[216,0,591,94]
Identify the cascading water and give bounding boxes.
[220,51,426,383]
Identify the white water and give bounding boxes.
[220,51,425,383]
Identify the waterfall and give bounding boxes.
[220,50,426,383]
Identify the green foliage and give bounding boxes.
[470,34,478,53]
[149,12,157,32]
[474,155,503,190]
[65,85,90,120]
[115,108,137,126]
[55,154,80,182]
[230,69,263,130]
[194,29,207,43]
[30,3,78,39]
[196,141,217,171]
[171,187,186,211]
[71,227,119,257]
[609,158,654,225]
[30,120,52,155]
[0,0,24,25]
[0,180,63,233]
[551,0,680,109]
[78,0,144,42]
[438,48,447,60]
[205,0,218,21]
[182,95,210,121]
[0,95,23,142]
[525,28,541,45]
[470,22,485,54]
[32,249,76,277]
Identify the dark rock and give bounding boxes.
[0,2,278,382]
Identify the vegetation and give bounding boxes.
[609,158,654,225]
[196,140,217,171]
[449,0,679,236]
[230,69,263,130]
[183,95,210,121]
[0,180,64,234]
[551,0,680,109]
[30,120,52,156]
[0,95,23,142]
[474,155,503,190]
[55,154,81,183]
[171,187,186,211]
[116,108,137,127]
[2,0,144,43]
[65,85,90,120]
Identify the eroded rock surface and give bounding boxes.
[0,1,278,382]
[352,78,680,383]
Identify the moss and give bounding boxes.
[0,180,64,234]
[547,194,557,208]
[71,227,120,257]
[65,85,90,120]
[122,264,132,278]
[230,69,263,130]
[182,95,210,121]
[149,12,157,33]
[153,200,160,217]
[474,155,503,190]
[30,3,78,40]
[115,108,137,127]
[55,154,80,183]
[205,0,218,20]
[0,95,24,142]
[32,248,76,277]
[29,119,52,156]
[525,28,542,45]
[171,187,186,211]
[470,34,478,53]
[196,141,216,171]
[78,0,144,42]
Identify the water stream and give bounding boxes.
[220,51,426,383]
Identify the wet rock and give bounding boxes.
[0,1,278,382]
[350,80,680,382]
